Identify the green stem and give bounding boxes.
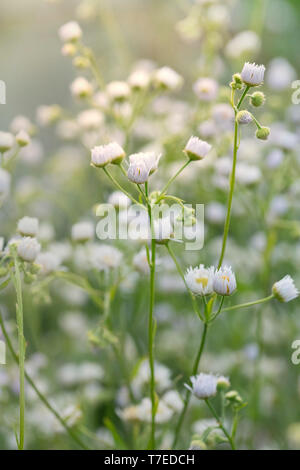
[205,399,236,450]
[217,295,274,314]
[218,86,249,269]
[166,243,204,321]
[102,167,141,206]
[237,85,250,110]
[11,256,25,450]
[146,184,156,449]
[160,160,190,196]
[0,312,89,450]
[209,295,225,323]
[172,323,208,449]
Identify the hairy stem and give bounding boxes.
[172,323,208,449]
[11,256,25,450]
[0,311,89,450]
[205,399,236,450]
[218,86,250,269]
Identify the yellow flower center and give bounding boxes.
[196,277,208,287]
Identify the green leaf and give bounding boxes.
[104,418,127,450]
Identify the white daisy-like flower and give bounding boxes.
[77,109,104,130]
[128,69,150,90]
[58,21,82,43]
[212,103,235,129]
[213,266,237,296]
[70,77,93,99]
[17,216,39,238]
[225,31,261,60]
[10,115,35,135]
[153,66,183,91]
[17,237,41,263]
[0,132,14,153]
[136,398,174,424]
[184,265,215,296]
[162,390,183,413]
[127,152,161,184]
[184,136,212,161]
[71,221,94,242]
[16,130,30,147]
[241,62,265,87]
[193,78,219,101]
[108,191,131,209]
[106,81,130,101]
[91,142,125,167]
[36,105,61,127]
[91,244,123,271]
[36,252,61,275]
[272,275,299,303]
[185,373,218,399]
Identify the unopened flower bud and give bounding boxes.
[250,91,265,107]
[256,126,270,140]
[232,73,243,85]
[237,110,253,125]
[217,376,231,391]
[189,440,207,450]
[225,390,242,404]
[73,56,90,69]
[231,73,243,89]
[61,43,77,57]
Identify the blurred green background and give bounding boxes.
[1,0,300,128]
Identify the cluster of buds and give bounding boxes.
[231,62,270,141]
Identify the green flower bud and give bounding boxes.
[232,73,243,85]
[189,440,207,450]
[24,272,37,284]
[225,390,243,404]
[237,110,253,125]
[256,126,270,140]
[250,91,265,107]
[73,56,90,69]
[217,376,230,391]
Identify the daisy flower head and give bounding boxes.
[193,77,219,101]
[91,142,125,168]
[213,266,237,296]
[184,136,212,161]
[17,237,41,263]
[241,62,265,87]
[185,373,218,399]
[58,21,82,43]
[127,152,161,184]
[17,216,39,238]
[184,264,215,296]
[272,275,299,303]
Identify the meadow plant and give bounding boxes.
[0,0,299,451]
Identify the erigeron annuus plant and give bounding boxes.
[0,7,299,450]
